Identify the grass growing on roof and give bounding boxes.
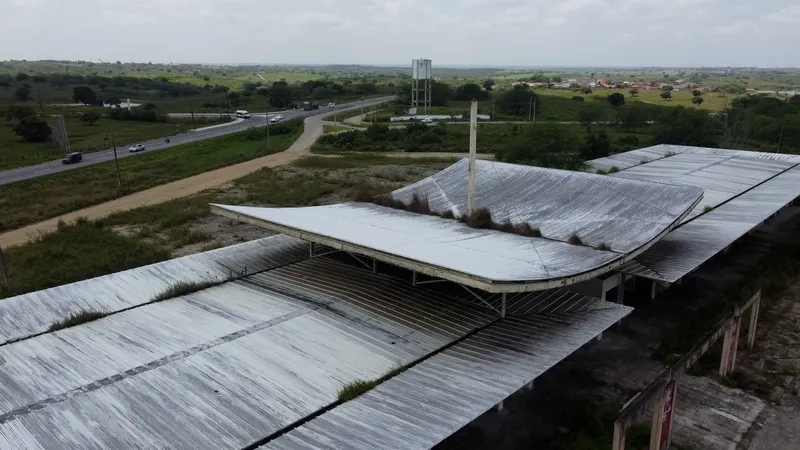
[49,310,109,332]
[151,280,220,302]
[337,366,408,402]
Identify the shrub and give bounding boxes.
[463,207,494,229]
[703,205,714,213]
[597,243,611,251]
[595,169,608,175]
[407,193,432,215]
[49,310,108,332]
[338,379,377,402]
[568,235,583,245]
[514,222,542,237]
[608,166,620,174]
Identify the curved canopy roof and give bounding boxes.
[212,160,703,292]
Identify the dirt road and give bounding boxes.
[0,114,326,248]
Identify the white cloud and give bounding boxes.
[0,0,797,66]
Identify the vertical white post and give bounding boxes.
[748,294,760,349]
[467,101,478,216]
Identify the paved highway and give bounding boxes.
[0,96,394,186]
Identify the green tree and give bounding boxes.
[496,123,585,170]
[691,89,702,97]
[72,86,97,105]
[14,86,31,101]
[80,111,101,126]
[497,85,538,117]
[454,83,489,101]
[628,88,639,97]
[578,103,605,126]
[106,96,122,107]
[13,117,52,142]
[15,72,29,81]
[652,107,719,148]
[580,129,611,160]
[269,85,292,108]
[617,104,650,131]
[0,80,9,90]
[312,86,331,100]
[661,85,674,91]
[607,92,625,107]
[581,87,593,94]
[430,81,453,106]
[483,79,495,91]
[660,91,672,100]
[5,105,36,121]
[692,96,704,105]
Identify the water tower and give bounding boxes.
[411,59,432,112]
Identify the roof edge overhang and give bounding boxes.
[210,193,702,293]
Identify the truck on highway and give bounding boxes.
[302,102,319,111]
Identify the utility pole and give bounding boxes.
[533,101,537,123]
[528,97,533,121]
[36,87,45,114]
[265,108,270,148]
[777,125,784,153]
[190,109,197,130]
[467,101,478,216]
[105,133,121,188]
[0,246,9,292]
[492,100,495,120]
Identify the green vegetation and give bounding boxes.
[337,366,407,402]
[0,218,169,299]
[704,205,714,213]
[151,280,220,302]
[0,120,303,233]
[48,310,109,332]
[654,226,800,374]
[322,125,350,134]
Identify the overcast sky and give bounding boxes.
[3,0,799,67]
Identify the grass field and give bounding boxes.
[323,125,351,134]
[0,110,224,170]
[530,87,734,110]
[0,219,169,299]
[0,124,303,233]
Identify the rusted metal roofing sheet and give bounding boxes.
[589,144,800,172]
[211,160,702,293]
[0,235,308,346]
[628,165,800,282]
[608,153,795,222]
[0,258,496,450]
[262,305,633,450]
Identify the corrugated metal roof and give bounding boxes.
[390,159,703,253]
[261,305,633,450]
[629,165,800,282]
[608,153,795,222]
[589,144,800,172]
[211,159,702,293]
[0,258,497,450]
[0,235,308,346]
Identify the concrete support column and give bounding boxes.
[612,422,627,450]
[372,259,377,274]
[747,295,761,349]
[719,315,741,377]
[525,380,534,391]
[616,274,627,305]
[650,280,657,301]
[495,400,504,412]
[650,379,677,450]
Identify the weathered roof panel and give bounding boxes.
[0,235,308,346]
[391,159,703,252]
[0,258,497,450]
[211,160,702,292]
[262,305,632,450]
[631,164,800,282]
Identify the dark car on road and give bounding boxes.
[62,152,83,164]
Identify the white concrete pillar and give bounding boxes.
[747,295,761,349]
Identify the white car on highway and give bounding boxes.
[128,143,146,153]
[421,117,433,123]
[270,114,284,123]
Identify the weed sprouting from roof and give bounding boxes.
[407,193,433,215]
[49,310,108,332]
[608,166,620,174]
[151,280,219,303]
[568,235,583,246]
[463,207,494,230]
[703,205,714,213]
[597,242,611,251]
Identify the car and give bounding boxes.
[328,103,336,108]
[235,110,251,119]
[62,152,83,164]
[421,117,433,123]
[270,115,282,123]
[128,143,146,153]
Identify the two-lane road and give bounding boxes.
[0,96,394,186]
